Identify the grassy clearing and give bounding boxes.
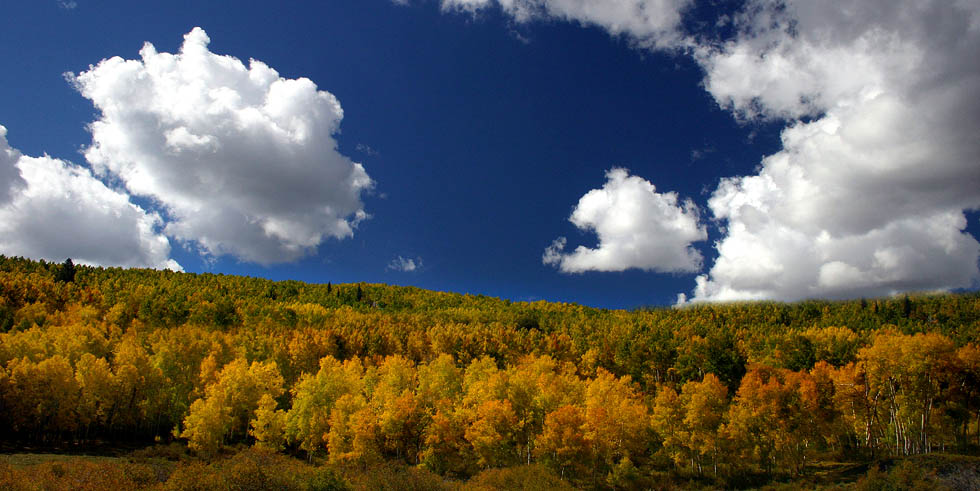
[0,453,123,467]
[0,446,978,489]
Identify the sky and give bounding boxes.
[1,0,978,309]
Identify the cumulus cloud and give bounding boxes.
[543,168,706,273]
[689,0,980,301]
[0,125,180,270]
[447,0,980,301]
[70,27,373,265]
[440,0,693,49]
[431,0,980,302]
[0,127,26,205]
[387,255,422,272]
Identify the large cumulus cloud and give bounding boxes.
[70,27,373,265]
[690,0,980,301]
[543,168,706,273]
[0,125,180,270]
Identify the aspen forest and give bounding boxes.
[1,255,979,489]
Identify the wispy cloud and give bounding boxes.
[355,143,379,156]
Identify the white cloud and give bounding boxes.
[0,125,180,270]
[387,255,422,272]
[0,126,26,205]
[58,1,78,10]
[355,143,379,156]
[689,0,980,301]
[432,0,980,302]
[543,168,706,273]
[440,0,693,49]
[70,27,373,265]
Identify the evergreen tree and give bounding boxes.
[56,258,76,283]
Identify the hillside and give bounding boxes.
[1,255,979,489]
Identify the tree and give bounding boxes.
[377,390,424,463]
[55,258,75,283]
[859,331,956,455]
[723,365,820,476]
[180,396,231,456]
[420,409,471,476]
[952,344,980,446]
[535,405,589,480]
[582,369,648,485]
[111,333,166,433]
[651,384,686,469]
[681,373,728,476]
[179,358,284,454]
[327,394,380,466]
[74,353,114,436]
[416,353,462,413]
[3,355,79,438]
[465,399,518,469]
[250,393,287,451]
[285,356,364,459]
[368,355,423,462]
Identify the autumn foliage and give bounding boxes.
[1,255,980,488]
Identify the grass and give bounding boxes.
[0,452,123,467]
[1,446,978,490]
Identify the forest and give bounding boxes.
[1,254,979,489]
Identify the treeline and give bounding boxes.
[1,255,979,487]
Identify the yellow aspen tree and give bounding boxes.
[464,399,518,469]
[681,373,728,476]
[250,393,287,451]
[179,358,284,453]
[419,408,471,476]
[535,404,589,480]
[180,397,230,456]
[650,384,687,469]
[582,369,648,485]
[285,356,364,459]
[327,394,380,467]
[416,353,462,413]
[74,353,114,434]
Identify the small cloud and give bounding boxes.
[58,1,77,9]
[690,145,715,162]
[674,293,688,306]
[507,27,532,45]
[356,143,379,156]
[543,168,707,274]
[387,255,422,272]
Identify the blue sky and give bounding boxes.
[1,1,978,309]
